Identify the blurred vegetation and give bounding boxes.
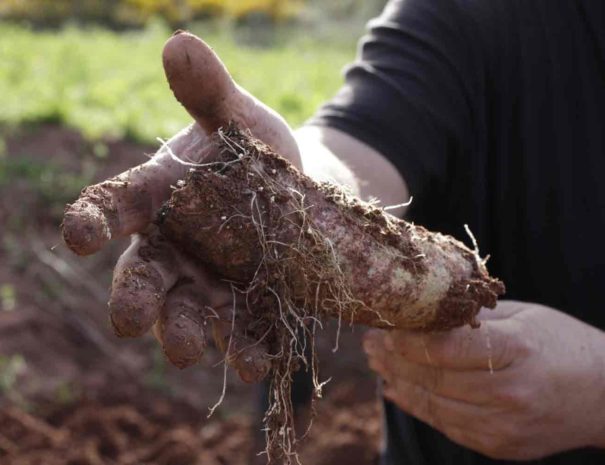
[0,284,17,312]
[0,0,390,142]
[0,155,97,220]
[0,0,304,27]
[0,0,386,28]
[0,20,357,143]
[0,354,26,404]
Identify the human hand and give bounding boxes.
[61,31,300,381]
[363,300,605,459]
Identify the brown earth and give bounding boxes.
[0,124,381,465]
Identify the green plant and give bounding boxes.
[0,284,16,312]
[0,354,26,398]
[0,21,354,143]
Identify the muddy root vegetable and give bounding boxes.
[157,124,505,462]
[159,125,504,331]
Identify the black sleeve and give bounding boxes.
[308,0,483,204]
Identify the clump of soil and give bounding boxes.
[0,394,380,465]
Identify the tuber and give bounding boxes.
[156,123,505,462]
[158,124,504,332]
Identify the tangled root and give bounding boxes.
[158,124,505,463]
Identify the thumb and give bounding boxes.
[163,31,299,161]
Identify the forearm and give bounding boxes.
[295,126,410,216]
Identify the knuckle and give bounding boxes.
[512,336,534,358]
[504,321,537,359]
[492,334,516,368]
[490,384,532,410]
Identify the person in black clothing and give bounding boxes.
[64,1,605,463]
[311,1,605,463]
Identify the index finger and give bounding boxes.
[62,123,210,255]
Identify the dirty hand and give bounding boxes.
[363,300,605,459]
[62,31,300,381]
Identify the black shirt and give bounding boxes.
[309,0,605,463]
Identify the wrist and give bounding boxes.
[295,127,361,195]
